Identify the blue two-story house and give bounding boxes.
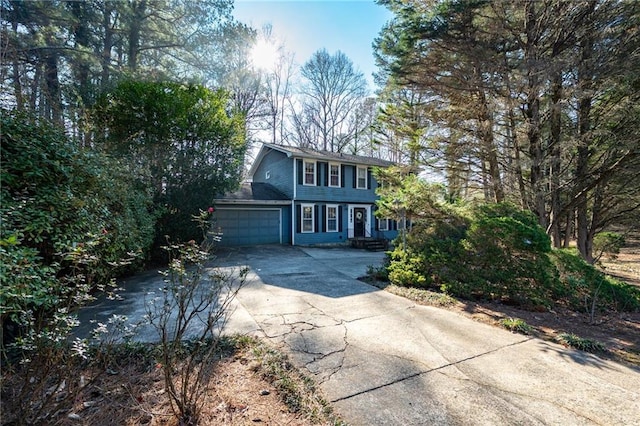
[212,143,399,247]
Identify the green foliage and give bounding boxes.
[383,198,639,314]
[375,166,448,223]
[366,264,389,281]
[93,80,247,246]
[461,203,557,305]
[556,333,607,353]
[550,249,640,313]
[499,318,534,335]
[1,109,154,349]
[386,202,560,308]
[593,232,626,262]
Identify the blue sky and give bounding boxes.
[233,0,393,90]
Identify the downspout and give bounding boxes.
[292,156,296,246]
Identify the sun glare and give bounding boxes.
[250,39,279,71]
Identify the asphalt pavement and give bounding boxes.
[78,245,640,425]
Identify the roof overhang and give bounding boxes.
[213,199,292,206]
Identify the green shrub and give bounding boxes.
[556,333,607,353]
[593,231,625,262]
[499,318,534,335]
[382,201,639,314]
[1,110,156,349]
[551,249,640,313]
[387,248,428,287]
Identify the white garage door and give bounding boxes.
[215,208,281,246]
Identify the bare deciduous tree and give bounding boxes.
[299,49,367,152]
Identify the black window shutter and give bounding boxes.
[296,204,301,233]
[367,168,372,189]
[352,166,356,188]
[338,206,343,232]
[297,159,303,185]
[341,165,345,187]
[324,163,329,186]
[316,162,321,186]
[375,218,379,231]
[314,205,319,232]
[321,205,326,232]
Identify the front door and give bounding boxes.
[354,208,366,237]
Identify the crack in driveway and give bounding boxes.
[329,337,534,403]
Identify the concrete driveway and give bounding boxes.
[219,246,640,425]
[79,245,640,425]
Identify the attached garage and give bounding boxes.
[213,182,292,247]
[214,208,282,246]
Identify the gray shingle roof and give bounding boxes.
[260,143,395,167]
[215,182,289,202]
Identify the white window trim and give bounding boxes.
[328,163,341,187]
[301,203,315,233]
[356,166,367,189]
[326,204,339,232]
[378,218,389,231]
[303,160,316,186]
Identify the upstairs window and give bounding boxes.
[304,161,316,185]
[356,166,367,189]
[329,163,341,187]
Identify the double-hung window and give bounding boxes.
[326,204,338,232]
[329,163,340,187]
[301,204,314,233]
[378,218,389,231]
[304,161,316,185]
[356,166,367,189]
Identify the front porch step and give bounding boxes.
[350,238,388,251]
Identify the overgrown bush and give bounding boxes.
[1,110,155,349]
[461,203,557,306]
[386,202,559,307]
[551,249,640,314]
[384,200,640,315]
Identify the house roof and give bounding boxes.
[214,182,290,204]
[249,143,395,179]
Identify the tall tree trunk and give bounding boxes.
[101,1,115,88]
[43,52,62,124]
[548,68,563,247]
[128,0,147,71]
[10,20,24,110]
[524,0,547,228]
[507,107,527,209]
[576,30,594,263]
[477,89,504,202]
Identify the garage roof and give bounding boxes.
[215,182,290,205]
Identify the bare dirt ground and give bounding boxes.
[3,341,340,426]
